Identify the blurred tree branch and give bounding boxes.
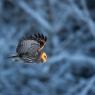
[15,0,53,32]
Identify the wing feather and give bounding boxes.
[16,40,40,55]
[16,32,47,58]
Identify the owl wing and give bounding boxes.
[16,40,39,54]
[18,32,47,50]
[16,39,40,62]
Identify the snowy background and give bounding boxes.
[0,0,95,95]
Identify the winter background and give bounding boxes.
[0,0,95,95]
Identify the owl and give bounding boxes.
[10,32,47,63]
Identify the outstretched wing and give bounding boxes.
[18,32,47,51]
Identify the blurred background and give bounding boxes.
[0,0,95,95]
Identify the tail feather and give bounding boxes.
[7,54,21,62]
[8,54,18,58]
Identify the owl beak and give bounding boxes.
[40,56,47,63]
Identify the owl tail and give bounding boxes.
[8,54,18,58]
[7,54,21,62]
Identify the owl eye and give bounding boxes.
[44,55,47,59]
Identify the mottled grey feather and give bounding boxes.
[16,40,40,62]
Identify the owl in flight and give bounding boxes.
[10,32,47,63]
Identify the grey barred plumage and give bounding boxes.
[16,40,40,62]
[9,32,47,63]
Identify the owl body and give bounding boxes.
[16,40,40,62]
[10,33,47,63]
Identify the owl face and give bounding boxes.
[40,52,47,63]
